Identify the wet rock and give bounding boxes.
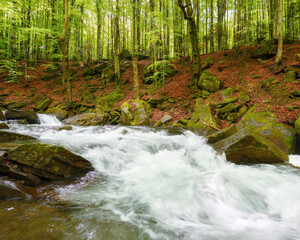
[238,105,296,154]
[0,110,5,121]
[34,97,52,112]
[197,71,223,93]
[0,123,9,129]
[0,180,27,200]
[7,143,94,181]
[120,99,152,126]
[0,131,36,143]
[212,127,289,164]
[206,125,238,144]
[63,113,106,126]
[187,101,219,136]
[58,125,73,131]
[5,109,40,124]
[45,107,68,121]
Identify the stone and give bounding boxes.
[212,127,289,164]
[0,180,27,200]
[201,57,214,70]
[219,103,236,114]
[34,97,52,112]
[0,110,5,121]
[213,97,238,108]
[7,143,94,181]
[238,105,249,117]
[120,99,152,126]
[160,114,172,124]
[261,77,279,90]
[290,90,300,99]
[283,71,297,82]
[58,126,73,131]
[5,109,40,124]
[239,92,250,102]
[0,123,9,129]
[295,116,300,154]
[206,125,238,144]
[226,113,239,123]
[222,88,235,97]
[45,107,68,121]
[101,65,115,84]
[119,49,132,60]
[41,73,60,81]
[0,131,36,143]
[83,63,108,76]
[187,101,219,136]
[63,113,106,126]
[252,41,277,60]
[197,71,223,93]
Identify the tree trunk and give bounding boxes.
[114,0,120,85]
[58,0,74,109]
[178,0,201,82]
[210,0,214,52]
[132,0,140,99]
[96,0,101,61]
[275,0,283,66]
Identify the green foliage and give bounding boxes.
[0,60,22,83]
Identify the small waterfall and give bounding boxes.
[38,114,62,126]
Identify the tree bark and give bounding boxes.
[114,0,120,85]
[178,0,201,82]
[275,0,283,66]
[132,0,140,99]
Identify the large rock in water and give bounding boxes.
[0,130,36,142]
[212,127,289,164]
[63,113,106,126]
[187,100,219,136]
[45,107,68,121]
[7,143,94,181]
[121,99,152,126]
[0,110,5,121]
[238,105,296,154]
[5,109,40,124]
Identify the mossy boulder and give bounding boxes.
[206,125,238,144]
[34,97,52,112]
[252,41,277,60]
[222,87,235,97]
[7,143,94,181]
[290,90,300,99]
[119,49,132,60]
[283,71,297,82]
[0,130,36,142]
[0,123,9,129]
[212,126,289,164]
[58,125,73,131]
[120,99,152,126]
[201,57,214,70]
[197,71,223,93]
[238,105,296,154]
[63,113,106,126]
[261,77,279,90]
[41,73,60,81]
[5,109,40,124]
[0,110,5,121]
[45,107,68,121]
[83,63,108,76]
[101,65,115,83]
[213,97,238,108]
[238,92,250,103]
[187,101,219,136]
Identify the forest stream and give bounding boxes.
[1,115,300,240]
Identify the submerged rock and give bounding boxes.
[63,113,106,126]
[0,131,36,143]
[5,109,40,124]
[7,143,94,181]
[212,127,289,164]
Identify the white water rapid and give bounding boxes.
[5,119,300,240]
[38,114,62,126]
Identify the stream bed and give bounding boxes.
[1,115,300,240]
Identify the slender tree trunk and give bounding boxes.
[178,0,201,82]
[114,0,120,85]
[25,0,31,86]
[210,0,214,52]
[275,0,283,66]
[96,0,101,60]
[58,0,74,109]
[132,0,140,98]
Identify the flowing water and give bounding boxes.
[1,115,300,240]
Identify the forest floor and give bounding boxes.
[0,41,300,126]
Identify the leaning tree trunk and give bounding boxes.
[58,0,73,109]
[178,0,201,82]
[275,0,283,66]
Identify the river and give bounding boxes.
[1,114,300,240]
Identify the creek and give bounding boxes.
[1,114,300,240]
